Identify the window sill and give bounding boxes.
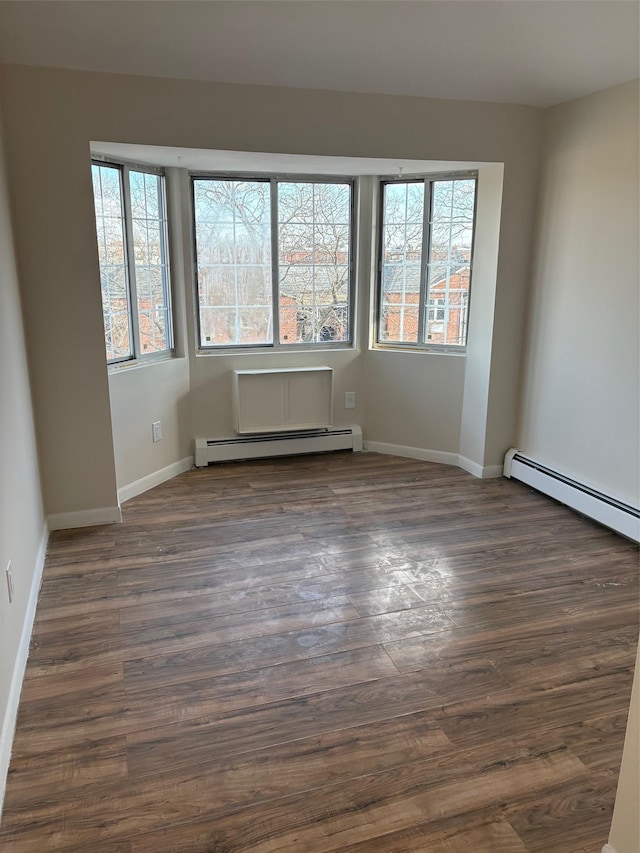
[107,352,180,374]
[371,343,467,357]
[195,343,358,357]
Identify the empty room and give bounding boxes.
[0,2,638,851]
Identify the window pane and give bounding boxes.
[426,178,476,346]
[199,306,272,347]
[379,182,424,344]
[278,181,351,344]
[92,163,132,362]
[193,179,272,347]
[129,171,172,355]
[237,267,272,305]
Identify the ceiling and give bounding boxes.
[0,1,638,108]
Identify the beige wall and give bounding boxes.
[0,64,543,514]
[608,644,640,853]
[364,350,465,452]
[0,93,46,807]
[108,359,192,491]
[0,71,119,516]
[518,80,640,506]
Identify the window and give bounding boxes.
[377,175,476,350]
[91,161,173,364]
[192,176,354,349]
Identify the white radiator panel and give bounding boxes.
[504,448,640,542]
[233,367,333,434]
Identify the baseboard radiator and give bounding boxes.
[504,448,640,542]
[195,425,363,467]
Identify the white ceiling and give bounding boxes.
[0,1,638,108]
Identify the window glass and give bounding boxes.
[379,181,424,344]
[92,161,173,364]
[194,179,272,347]
[425,179,475,346]
[92,163,132,362]
[193,177,353,349]
[278,182,351,344]
[378,176,476,350]
[129,170,172,354]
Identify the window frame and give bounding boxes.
[91,156,174,367]
[374,171,478,354]
[190,172,357,353]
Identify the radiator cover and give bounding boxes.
[233,367,333,434]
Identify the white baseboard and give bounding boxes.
[47,505,122,531]
[364,442,503,480]
[458,456,503,479]
[363,441,459,467]
[482,464,504,478]
[0,521,48,819]
[458,455,484,478]
[602,844,618,853]
[118,456,194,504]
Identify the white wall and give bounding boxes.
[518,80,640,506]
[108,359,192,495]
[0,94,46,813]
[0,64,543,516]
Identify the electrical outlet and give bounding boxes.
[152,421,162,442]
[6,561,14,603]
[344,391,356,409]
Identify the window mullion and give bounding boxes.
[122,164,141,359]
[159,176,174,351]
[270,179,280,347]
[417,179,431,345]
[348,180,357,347]
[376,182,386,343]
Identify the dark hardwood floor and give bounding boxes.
[1,451,638,852]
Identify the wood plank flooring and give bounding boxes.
[1,451,638,852]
